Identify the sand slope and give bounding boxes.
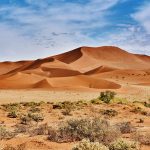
[0,46,150,90]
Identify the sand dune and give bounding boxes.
[0,46,149,90]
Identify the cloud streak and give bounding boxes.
[0,0,149,61]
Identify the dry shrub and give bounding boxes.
[101,109,118,117]
[31,123,49,136]
[0,126,16,140]
[133,131,150,145]
[48,117,120,145]
[109,138,140,150]
[72,139,109,150]
[28,113,44,122]
[115,122,135,134]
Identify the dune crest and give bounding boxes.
[0,46,149,90]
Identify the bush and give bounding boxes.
[31,123,49,136]
[2,103,20,112]
[116,122,134,134]
[28,113,44,122]
[72,139,109,150]
[101,109,118,117]
[7,111,18,118]
[134,131,150,145]
[109,138,139,150]
[99,91,116,103]
[0,126,16,140]
[48,118,120,145]
[20,115,32,125]
[29,106,41,113]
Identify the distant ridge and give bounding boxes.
[0,46,149,90]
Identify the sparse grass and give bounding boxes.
[100,109,118,117]
[90,98,103,104]
[29,106,41,113]
[2,103,20,112]
[111,97,129,104]
[131,107,148,116]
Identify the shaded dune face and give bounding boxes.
[0,46,149,90]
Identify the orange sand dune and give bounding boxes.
[0,46,149,90]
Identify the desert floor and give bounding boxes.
[0,89,149,150]
[0,85,149,104]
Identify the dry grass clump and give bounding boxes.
[31,123,49,136]
[101,109,118,117]
[131,107,148,116]
[72,139,109,150]
[2,103,20,112]
[90,98,103,104]
[48,117,120,145]
[115,122,135,134]
[109,138,140,150]
[53,101,87,116]
[20,112,44,125]
[21,101,43,107]
[0,126,16,140]
[29,106,41,113]
[133,131,150,145]
[28,113,44,122]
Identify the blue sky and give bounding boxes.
[0,0,150,61]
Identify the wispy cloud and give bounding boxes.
[0,0,149,61]
[132,2,150,33]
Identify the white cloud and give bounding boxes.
[0,0,149,61]
[0,0,120,61]
[132,2,150,33]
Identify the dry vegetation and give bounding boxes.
[0,91,149,150]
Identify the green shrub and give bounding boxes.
[28,113,44,122]
[2,103,20,112]
[48,118,120,145]
[109,138,139,150]
[7,111,18,118]
[22,101,41,107]
[99,91,116,103]
[72,139,109,150]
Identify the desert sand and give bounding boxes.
[0,46,149,91]
[0,46,150,150]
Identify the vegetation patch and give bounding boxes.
[109,138,139,150]
[99,91,116,104]
[72,139,109,150]
[48,117,120,145]
[101,109,118,117]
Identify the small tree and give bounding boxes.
[99,91,116,103]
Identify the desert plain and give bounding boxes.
[0,46,149,150]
